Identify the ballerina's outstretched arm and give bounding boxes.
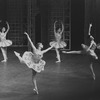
[42,45,54,54]
[42,43,56,54]
[24,32,37,51]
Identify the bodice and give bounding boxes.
[32,49,43,63]
[0,32,6,41]
[55,33,61,42]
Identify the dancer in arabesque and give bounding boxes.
[62,24,98,80]
[14,32,55,94]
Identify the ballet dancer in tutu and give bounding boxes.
[62,24,98,80]
[0,21,12,62]
[14,32,55,94]
[49,21,67,63]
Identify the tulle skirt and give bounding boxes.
[22,51,46,73]
[97,43,100,49]
[49,41,67,49]
[81,44,98,59]
[81,44,89,51]
[0,40,12,47]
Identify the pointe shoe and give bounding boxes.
[62,51,67,53]
[56,60,61,63]
[93,75,95,80]
[95,56,98,60]
[33,88,39,95]
[1,59,7,62]
[14,51,23,63]
[62,51,70,54]
[14,51,20,57]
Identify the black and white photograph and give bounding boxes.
[0,0,100,100]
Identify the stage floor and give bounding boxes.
[0,47,100,100]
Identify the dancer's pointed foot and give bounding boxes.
[14,51,23,63]
[93,74,95,80]
[33,88,39,95]
[95,56,98,60]
[62,51,67,53]
[56,60,61,63]
[14,51,20,57]
[1,59,7,62]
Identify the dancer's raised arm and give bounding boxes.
[24,32,36,51]
[54,21,57,35]
[5,21,10,34]
[60,22,64,35]
[87,38,94,50]
[88,23,92,35]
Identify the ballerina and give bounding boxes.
[62,24,98,80]
[49,21,67,63]
[0,21,12,62]
[14,32,55,94]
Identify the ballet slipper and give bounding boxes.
[93,75,95,80]
[56,60,61,63]
[95,56,98,60]
[33,88,39,95]
[14,51,20,57]
[14,51,24,63]
[62,51,67,53]
[1,59,7,62]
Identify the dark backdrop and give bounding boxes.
[71,0,85,50]
[96,0,100,43]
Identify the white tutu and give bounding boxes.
[50,41,67,49]
[81,44,89,51]
[0,39,12,47]
[97,43,100,49]
[81,44,98,59]
[22,51,46,73]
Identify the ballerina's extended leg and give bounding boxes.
[62,50,82,54]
